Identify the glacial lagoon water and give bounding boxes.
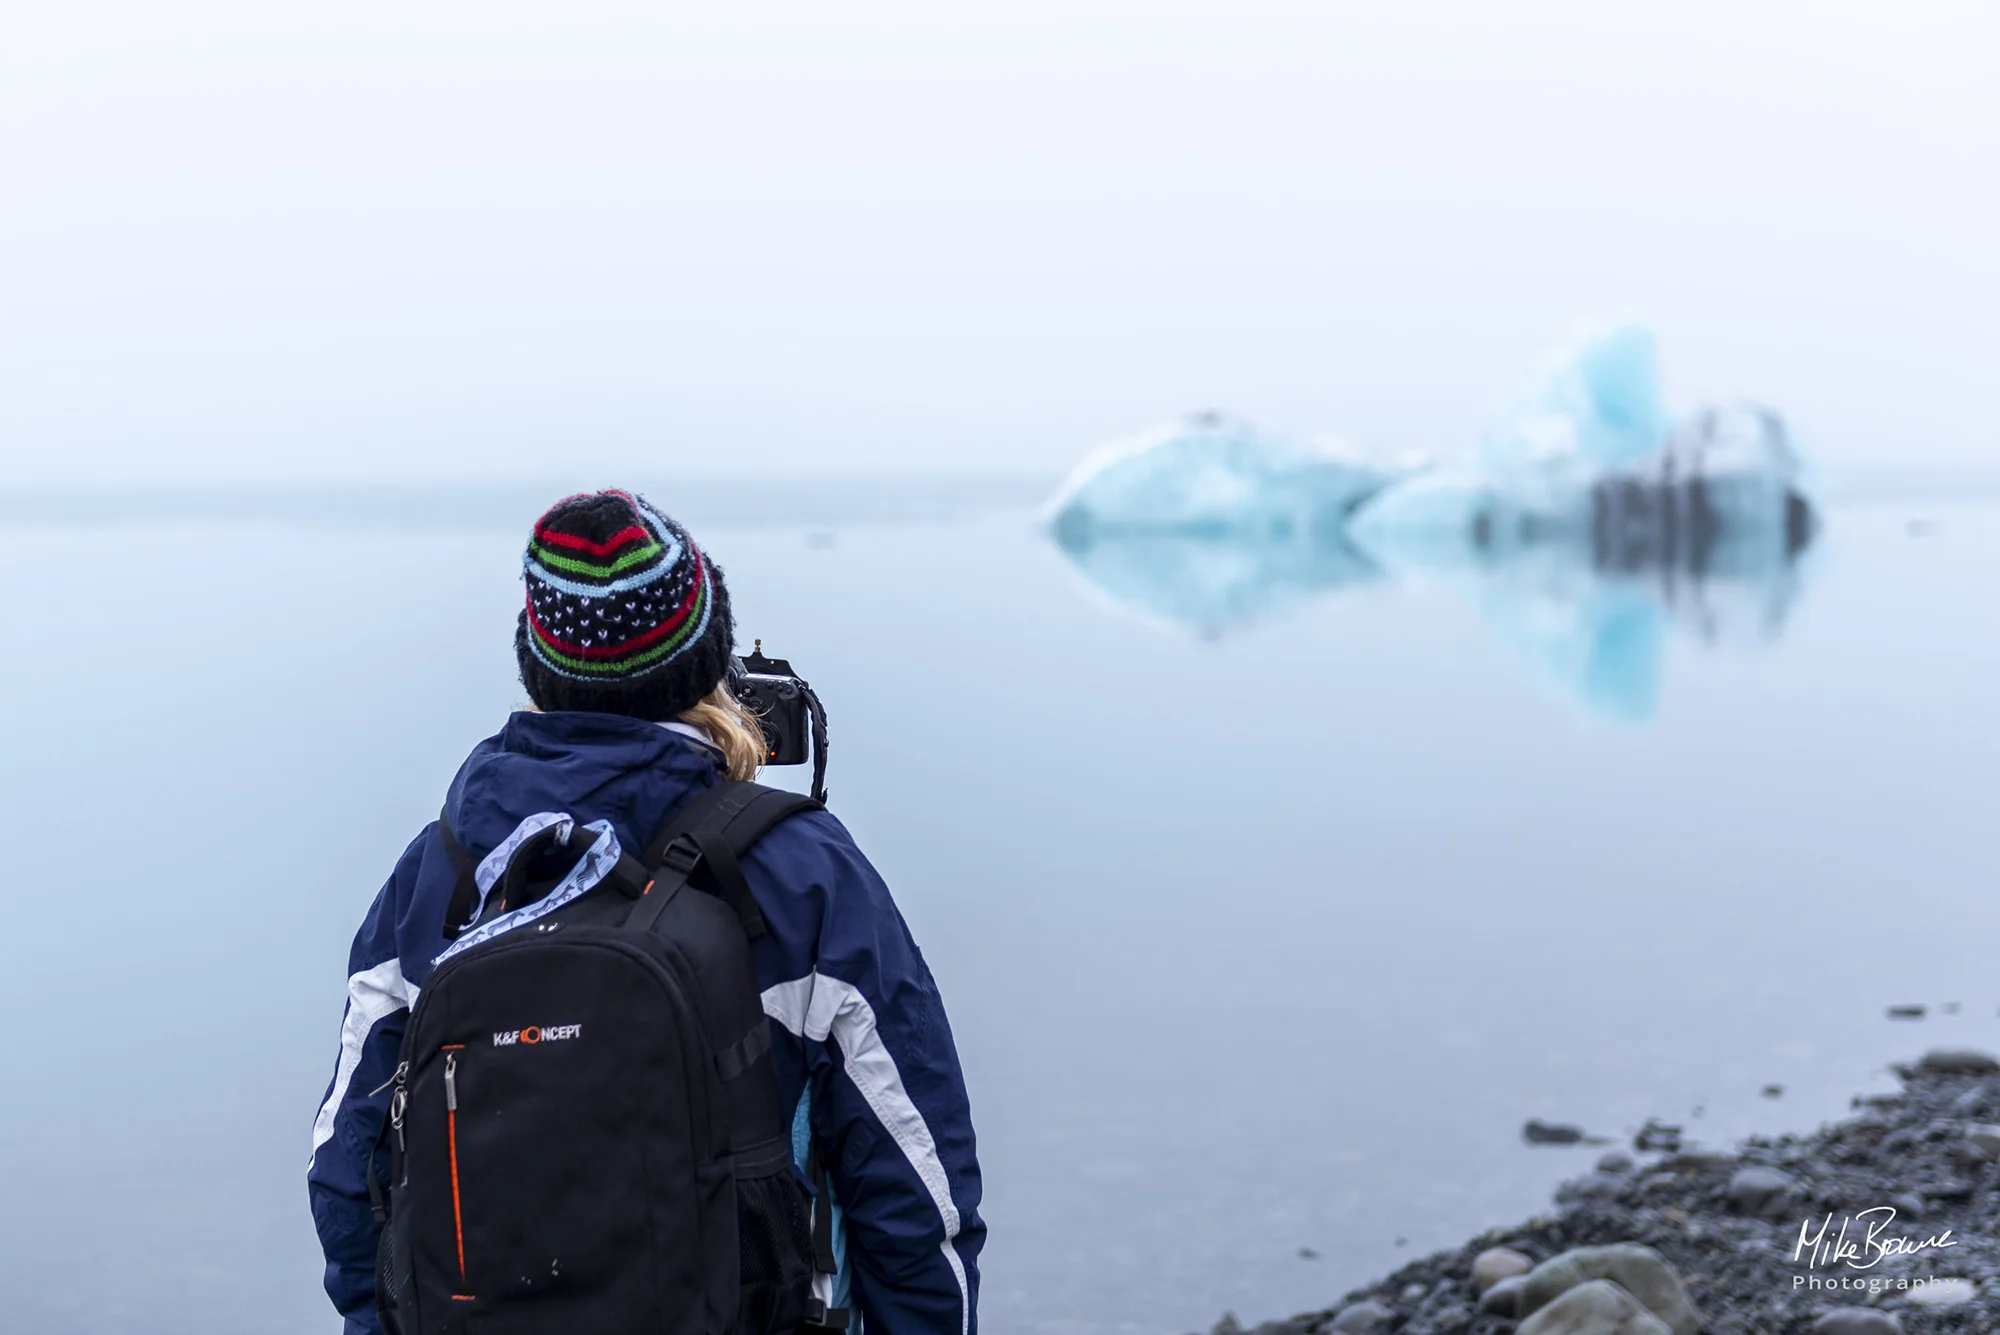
[0,482,1996,1334]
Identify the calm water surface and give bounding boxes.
[0,489,1994,1333]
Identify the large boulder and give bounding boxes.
[1518,1245,1700,1335]
[1517,1280,1671,1335]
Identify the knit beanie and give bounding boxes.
[515,490,735,719]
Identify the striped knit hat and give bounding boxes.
[514,490,734,719]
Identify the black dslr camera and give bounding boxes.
[728,642,830,802]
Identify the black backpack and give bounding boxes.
[368,781,847,1335]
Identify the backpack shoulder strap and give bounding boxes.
[624,781,821,938]
[436,809,480,941]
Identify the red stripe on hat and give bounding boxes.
[525,549,707,659]
[533,523,653,558]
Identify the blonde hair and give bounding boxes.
[677,682,768,781]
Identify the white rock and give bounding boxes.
[1903,1277,1976,1308]
[1472,1246,1535,1294]
[1963,1124,2000,1159]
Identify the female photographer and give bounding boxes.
[307,489,984,1335]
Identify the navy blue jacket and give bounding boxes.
[308,711,984,1334]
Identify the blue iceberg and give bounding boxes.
[1486,321,1675,470]
[1347,323,1814,589]
[1344,323,1817,719]
[1042,323,1819,719]
[1044,412,1398,634]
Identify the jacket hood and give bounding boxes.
[442,710,723,859]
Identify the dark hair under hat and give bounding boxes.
[515,490,734,719]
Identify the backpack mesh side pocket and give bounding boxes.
[733,1164,814,1335]
[376,1205,415,1335]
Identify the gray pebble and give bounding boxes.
[1523,1119,1588,1145]
[1596,1150,1635,1174]
[1844,1112,1890,1141]
[1481,1275,1528,1317]
[1633,1119,1682,1152]
[1425,1304,1472,1332]
[1517,1279,1672,1335]
[1727,1165,1796,1217]
[1399,1282,1427,1303]
[1948,1139,1991,1171]
[1811,1308,1903,1335]
[1518,1244,1699,1335]
[1327,1300,1394,1333]
[1560,1173,1622,1201]
[1918,1048,2000,1075]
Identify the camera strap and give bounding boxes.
[801,683,830,804]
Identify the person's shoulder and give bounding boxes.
[750,799,863,868]
[743,797,893,903]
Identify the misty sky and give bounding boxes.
[1,2,1995,484]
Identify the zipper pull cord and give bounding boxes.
[444,1050,469,1288]
[368,1060,410,1100]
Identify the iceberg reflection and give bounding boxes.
[1045,325,1819,719]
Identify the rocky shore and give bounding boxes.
[1207,1049,2000,1335]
